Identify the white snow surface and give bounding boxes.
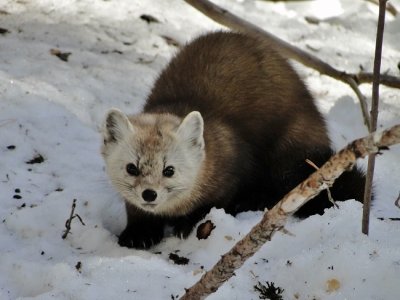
[1,0,400,299]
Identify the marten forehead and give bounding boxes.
[127,113,181,155]
[131,129,174,176]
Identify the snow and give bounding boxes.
[0,0,399,299]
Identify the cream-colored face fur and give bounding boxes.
[101,109,205,216]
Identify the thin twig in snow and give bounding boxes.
[394,192,400,209]
[62,199,85,239]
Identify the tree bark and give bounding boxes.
[180,123,400,300]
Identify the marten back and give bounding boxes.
[146,32,329,147]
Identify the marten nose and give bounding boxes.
[142,189,157,202]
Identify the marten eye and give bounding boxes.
[163,166,175,177]
[126,163,140,176]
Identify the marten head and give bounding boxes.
[101,109,205,216]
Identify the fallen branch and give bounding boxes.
[184,0,400,130]
[362,0,387,235]
[180,123,400,300]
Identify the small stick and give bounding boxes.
[305,159,319,170]
[62,199,85,239]
[305,159,337,208]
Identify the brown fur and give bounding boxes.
[113,31,366,248]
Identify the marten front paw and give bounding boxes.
[118,226,164,249]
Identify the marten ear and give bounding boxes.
[176,111,204,150]
[102,108,134,143]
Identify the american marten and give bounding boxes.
[101,31,367,249]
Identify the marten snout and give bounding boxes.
[142,189,157,202]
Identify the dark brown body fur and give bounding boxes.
[118,31,366,248]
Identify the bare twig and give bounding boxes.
[184,0,400,130]
[362,0,387,235]
[356,72,400,89]
[62,199,85,239]
[180,124,400,300]
[345,77,371,131]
